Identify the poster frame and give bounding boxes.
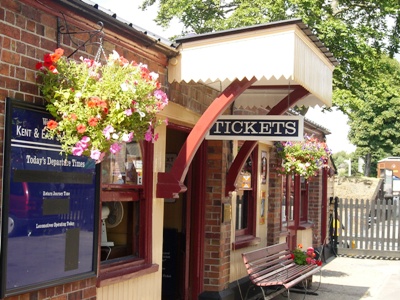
[0,98,99,297]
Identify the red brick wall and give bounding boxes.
[0,0,170,299]
[169,81,216,115]
[308,174,323,247]
[204,139,232,291]
[5,278,96,300]
[267,149,285,245]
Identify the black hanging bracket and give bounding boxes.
[57,13,105,58]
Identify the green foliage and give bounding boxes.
[292,246,307,265]
[348,57,400,161]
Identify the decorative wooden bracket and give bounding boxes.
[156,78,257,199]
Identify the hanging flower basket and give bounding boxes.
[275,134,331,178]
[36,48,168,163]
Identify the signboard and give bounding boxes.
[206,115,304,141]
[0,99,98,297]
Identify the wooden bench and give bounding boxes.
[242,242,321,300]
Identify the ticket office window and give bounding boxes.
[99,141,153,281]
[235,149,258,247]
[282,175,294,229]
[300,178,309,223]
[281,175,308,228]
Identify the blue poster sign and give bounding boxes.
[1,99,98,296]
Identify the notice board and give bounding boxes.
[0,99,98,297]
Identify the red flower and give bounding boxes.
[87,100,97,108]
[316,260,322,266]
[43,61,53,68]
[47,120,58,130]
[44,53,52,64]
[48,65,58,74]
[35,62,43,70]
[88,117,98,127]
[97,99,107,108]
[48,48,64,63]
[76,124,86,133]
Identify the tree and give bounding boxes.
[140,0,400,175]
[332,151,360,177]
[347,56,400,176]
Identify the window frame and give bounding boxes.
[233,147,260,249]
[300,178,309,223]
[97,141,157,286]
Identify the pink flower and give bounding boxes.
[124,109,133,116]
[90,149,101,160]
[80,136,90,147]
[103,125,114,140]
[154,89,168,105]
[122,132,134,143]
[144,129,153,142]
[72,145,84,156]
[110,143,122,154]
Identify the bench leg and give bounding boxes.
[259,287,286,300]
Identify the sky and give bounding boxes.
[91,0,357,154]
[305,107,356,154]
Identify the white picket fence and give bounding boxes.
[336,198,400,254]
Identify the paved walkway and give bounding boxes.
[273,255,400,300]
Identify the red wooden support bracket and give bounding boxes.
[157,77,257,198]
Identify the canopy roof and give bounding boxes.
[169,19,337,108]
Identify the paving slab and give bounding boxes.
[272,255,400,300]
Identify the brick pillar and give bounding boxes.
[308,173,323,248]
[267,148,284,246]
[203,140,232,292]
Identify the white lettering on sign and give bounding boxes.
[24,155,86,168]
[35,221,75,229]
[16,125,32,137]
[206,115,304,141]
[212,120,296,135]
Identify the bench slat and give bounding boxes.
[242,242,289,263]
[252,263,312,285]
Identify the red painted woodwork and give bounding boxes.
[190,141,207,298]
[225,86,310,196]
[225,142,258,196]
[321,165,328,242]
[293,175,301,229]
[142,141,154,263]
[156,77,257,198]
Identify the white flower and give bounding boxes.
[120,82,128,91]
[149,72,159,80]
